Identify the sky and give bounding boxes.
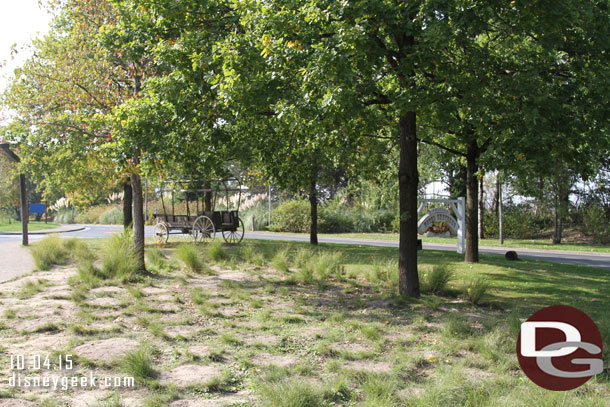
[0,0,53,96]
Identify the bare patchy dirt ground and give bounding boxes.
[0,256,464,406]
[0,240,608,407]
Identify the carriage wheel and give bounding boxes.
[192,216,215,244]
[153,222,169,244]
[222,218,245,244]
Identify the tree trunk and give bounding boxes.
[478,175,484,239]
[129,74,145,271]
[552,177,570,244]
[123,178,133,229]
[398,112,420,298]
[130,171,145,271]
[551,164,570,244]
[309,176,318,245]
[465,141,479,263]
[553,203,562,244]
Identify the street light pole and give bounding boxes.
[268,184,271,226]
[144,178,148,221]
[1,144,28,245]
[19,174,28,246]
[498,179,503,245]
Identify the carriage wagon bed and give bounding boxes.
[152,179,245,244]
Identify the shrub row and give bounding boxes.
[483,209,541,239]
[65,205,124,225]
[582,206,610,244]
[269,200,394,233]
[319,207,394,233]
[269,200,311,233]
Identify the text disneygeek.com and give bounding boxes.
[7,354,135,390]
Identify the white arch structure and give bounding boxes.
[417,197,466,255]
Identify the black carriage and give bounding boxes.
[152,178,245,244]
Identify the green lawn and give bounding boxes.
[242,239,610,322]
[254,231,610,254]
[246,239,610,371]
[146,236,610,324]
[0,220,60,232]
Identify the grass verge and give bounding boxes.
[0,221,60,233]
[251,231,610,253]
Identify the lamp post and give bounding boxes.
[268,184,271,226]
[498,179,503,246]
[0,143,28,246]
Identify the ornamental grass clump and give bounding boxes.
[174,244,205,273]
[257,378,326,407]
[311,251,344,280]
[64,237,96,265]
[120,345,158,384]
[207,240,227,262]
[100,230,139,282]
[146,247,172,273]
[293,247,313,269]
[271,249,290,273]
[367,259,399,286]
[31,235,68,271]
[466,276,490,305]
[76,261,102,288]
[294,251,345,288]
[421,264,454,294]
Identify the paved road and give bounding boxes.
[0,241,35,282]
[246,232,610,270]
[2,225,609,270]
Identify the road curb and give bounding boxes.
[0,225,86,236]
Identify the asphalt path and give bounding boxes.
[2,224,609,270]
[246,232,610,270]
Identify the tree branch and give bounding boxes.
[73,83,110,111]
[360,133,394,140]
[40,121,108,140]
[363,95,391,106]
[367,32,400,72]
[418,137,467,157]
[479,136,493,154]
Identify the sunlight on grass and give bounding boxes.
[100,230,139,281]
[14,236,609,406]
[120,345,158,384]
[30,236,68,270]
[0,221,59,233]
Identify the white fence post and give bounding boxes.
[457,196,466,255]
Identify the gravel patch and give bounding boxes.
[74,338,139,362]
[253,353,298,367]
[0,399,36,406]
[159,364,221,387]
[87,297,122,308]
[342,360,393,373]
[165,325,200,339]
